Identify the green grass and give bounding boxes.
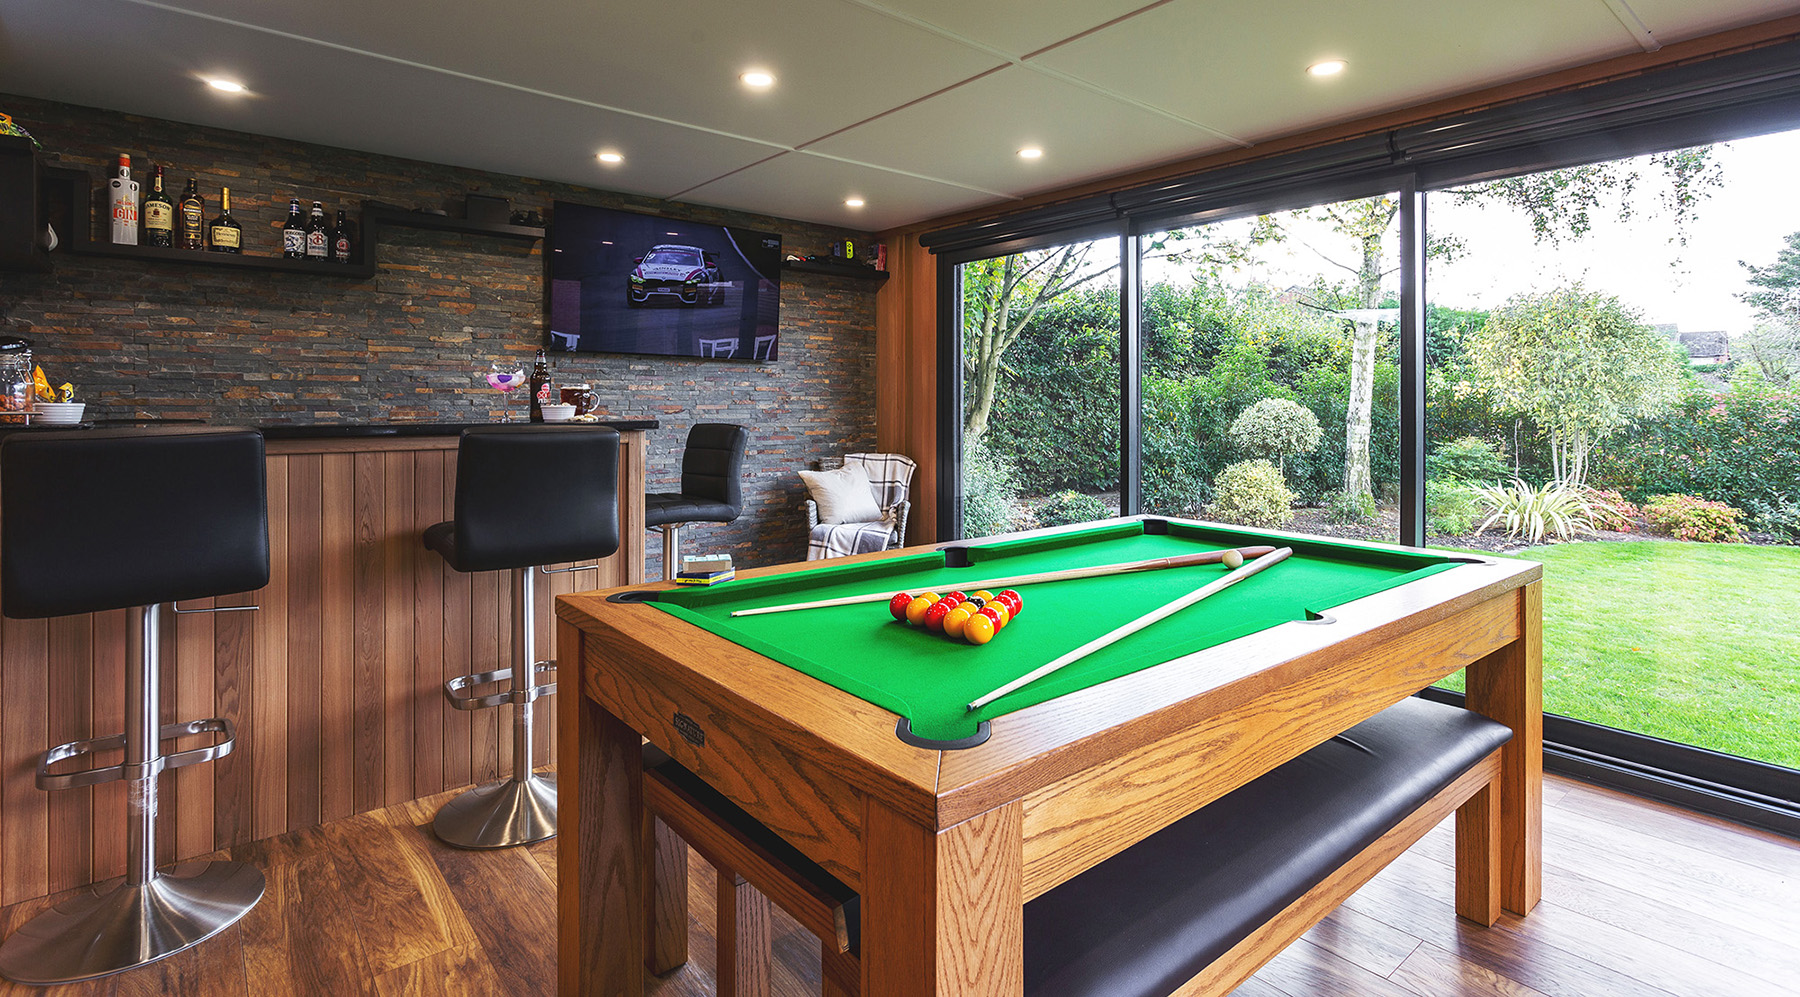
[1434,541,1800,770]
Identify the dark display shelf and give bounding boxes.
[782,258,890,283]
[67,234,378,277]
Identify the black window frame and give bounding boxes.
[926,37,1800,838]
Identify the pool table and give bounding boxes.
[555,517,1543,996]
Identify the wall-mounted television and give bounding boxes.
[547,200,782,361]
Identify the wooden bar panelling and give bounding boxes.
[0,431,647,903]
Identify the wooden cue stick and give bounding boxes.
[728,546,1278,617]
[966,547,1294,712]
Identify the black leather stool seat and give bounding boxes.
[642,423,748,529]
[2,427,270,618]
[423,425,621,573]
[1021,695,1512,997]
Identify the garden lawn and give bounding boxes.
[1436,541,1800,770]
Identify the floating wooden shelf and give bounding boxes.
[782,258,890,284]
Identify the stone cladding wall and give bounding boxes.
[0,94,882,569]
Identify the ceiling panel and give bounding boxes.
[0,0,782,200]
[676,152,997,231]
[857,0,1157,57]
[806,65,1233,198]
[1625,0,1800,44]
[1031,0,1642,146]
[122,0,1006,148]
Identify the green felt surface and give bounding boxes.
[650,521,1463,742]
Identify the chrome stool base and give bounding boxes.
[433,772,558,849]
[0,860,264,985]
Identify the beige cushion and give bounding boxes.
[800,464,884,525]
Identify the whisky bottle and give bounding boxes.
[282,198,306,259]
[331,209,354,264]
[305,201,328,261]
[142,165,173,248]
[208,186,242,253]
[528,348,551,422]
[108,155,139,245]
[178,179,205,250]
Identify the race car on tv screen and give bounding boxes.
[626,244,722,306]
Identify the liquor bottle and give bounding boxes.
[208,186,241,253]
[305,201,328,261]
[108,155,139,245]
[141,165,173,248]
[178,179,205,250]
[331,208,354,264]
[528,348,551,423]
[282,198,306,259]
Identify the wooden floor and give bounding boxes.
[0,773,1795,996]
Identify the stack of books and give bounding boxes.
[675,554,735,586]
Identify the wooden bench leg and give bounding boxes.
[1454,772,1502,926]
[643,814,689,974]
[718,869,772,997]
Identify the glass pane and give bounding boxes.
[1140,194,1402,541]
[956,238,1121,537]
[1425,129,1800,770]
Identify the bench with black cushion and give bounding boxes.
[645,694,1510,997]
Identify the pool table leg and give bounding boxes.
[1464,580,1543,916]
[862,799,1024,997]
[558,619,645,997]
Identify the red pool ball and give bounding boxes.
[998,590,1022,616]
[889,592,914,621]
[923,599,954,633]
[978,604,1007,631]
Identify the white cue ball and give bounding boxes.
[1221,549,1245,569]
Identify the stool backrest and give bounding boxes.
[2,428,271,619]
[453,426,621,572]
[680,423,748,514]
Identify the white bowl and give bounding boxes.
[540,403,576,423]
[33,402,84,425]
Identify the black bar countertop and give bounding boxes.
[1,418,660,438]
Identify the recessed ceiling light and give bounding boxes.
[844,197,865,208]
[741,71,775,88]
[597,151,623,164]
[1308,60,1347,77]
[1018,147,1044,160]
[204,77,247,93]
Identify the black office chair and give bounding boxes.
[423,425,621,848]
[643,423,749,580]
[0,428,270,984]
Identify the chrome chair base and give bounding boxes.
[433,772,557,849]
[0,860,264,985]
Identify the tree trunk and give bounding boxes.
[1343,318,1378,502]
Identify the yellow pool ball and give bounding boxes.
[964,612,996,645]
[943,605,975,639]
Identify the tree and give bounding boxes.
[1463,285,1685,486]
[1737,231,1800,387]
[961,245,1116,443]
[1228,397,1321,474]
[1739,319,1800,387]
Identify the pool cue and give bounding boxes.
[966,547,1294,712]
[728,546,1278,617]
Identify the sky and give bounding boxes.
[1137,125,1800,339]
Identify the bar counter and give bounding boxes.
[0,419,654,906]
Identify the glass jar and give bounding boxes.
[0,337,35,418]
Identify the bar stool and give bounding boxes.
[424,425,620,849]
[643,423,748,580]
[0,428,270,985]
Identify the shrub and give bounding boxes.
[1033,491,1114,528]
[1207,459,1295,528]
[1227,398,1322,471]
[1643,493,1747,543]
[1746,492,1800,542]
[1327,488,1377,524]
[1581,487,1639,533]
[1475,480,1594,544]
[961,440,1021,539]
[1426,479,1483,536]
[1428,436,1510,485]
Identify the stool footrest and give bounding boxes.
[444,660,557,711]
[36,718,238,791]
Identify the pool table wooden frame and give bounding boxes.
[554,518,1542,996]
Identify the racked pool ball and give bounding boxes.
[1220,549,1244,569]
[943,605,975,639]
[889,592,915,621]
[964,612,997,645]
[923,599,954,633]
[905,592,940,626]
[978,604,1007,631]
[997,590,1022,617]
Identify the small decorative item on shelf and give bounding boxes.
[0,337,34,423]
[510,209,544,227]
[0,112,40,148]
